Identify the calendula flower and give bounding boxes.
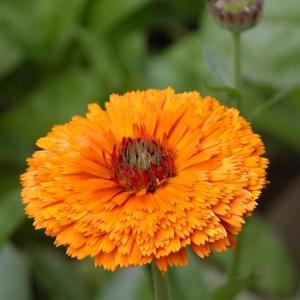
[21,88,268,272]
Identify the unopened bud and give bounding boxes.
[209,0,263,32]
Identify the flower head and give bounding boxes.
[209,0,264,32]
[21,88,268,272]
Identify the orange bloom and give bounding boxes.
[21,88,268,272]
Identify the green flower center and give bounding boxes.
[110,137,175,193]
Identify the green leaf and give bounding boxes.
[263,0,299,21]
[202,0,300,87]
[0,190,25,246]
[209,273,259,300]
[288,86,300,111]
[0,0,86,63]
[169,253,208,300]
[241,85,300,153]
[76,28,124,90]
[145,33,235,106]
[249,85,297,121]
[145,33,205,91]
[29,246,91,300]
[204,83,240,98]
[35,0,86,63]
[113,31,147,89]
[202,44,232,86]
[165,0,205,22]
[94,268,152,300]
[72,259,107,298]
[211,216,297,297]
[0,171,20,198]
[0,243,32,300]
[87,0,152,35]
[0,66,103,163]
[0,35,23,79]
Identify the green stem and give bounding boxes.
[233,32,241,109]
[228,230,244,280]
[227,31,243,286]
[151,263,171,300]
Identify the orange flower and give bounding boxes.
[21,88,268,272]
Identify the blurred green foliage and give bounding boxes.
[0,0,299,299]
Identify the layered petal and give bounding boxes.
[21,88,268,272]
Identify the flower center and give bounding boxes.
[110,137,175,193]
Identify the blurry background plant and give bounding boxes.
[0,0,299,299]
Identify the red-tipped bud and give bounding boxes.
[209,0,264,32]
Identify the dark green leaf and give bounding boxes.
[88,0,152,35]
[0,66,103,163]
[76,28,124,90]
[169,253,208,300]
[249,85,297,121]
[0,171,20,198]
[242,85,300,153]
[29,246,91,300]
[0,0,86,63]
[288,86,300,112]
[204,83,240,98]
[94,268,152,300]
[209,273,259,300]
[114,31,147,89]
[72,259,107,298]
[0,243,32,300]
[0,190,25,246]
[211,216,297,297]
[145,33,205,91]
[0,36,23,79]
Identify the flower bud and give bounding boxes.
[209,0,264,32]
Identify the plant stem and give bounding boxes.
[227,30,243,285]
[233,32,241,109]
[151,263,171,300]
[228,230,244,280]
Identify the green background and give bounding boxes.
[0,0,299,299]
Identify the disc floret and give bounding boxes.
[110,137,175,193]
